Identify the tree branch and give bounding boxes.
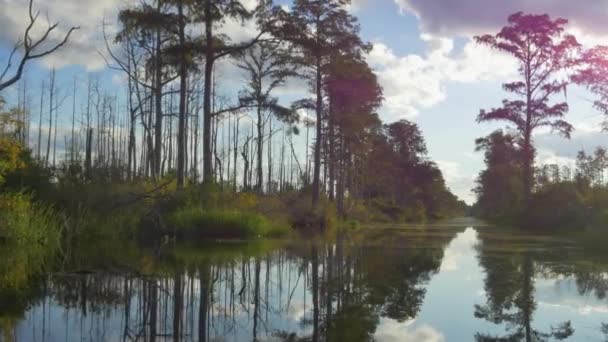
[0,0,79,92]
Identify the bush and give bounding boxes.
[287,196,337,230]
[167,207,289,239]
[0,192,60,248]
[526,182,588,230]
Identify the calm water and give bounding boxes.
[2,219,608,341]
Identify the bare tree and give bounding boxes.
[0,0,79,92]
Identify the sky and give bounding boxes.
[2,0,608,204]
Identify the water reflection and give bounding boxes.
[2,222,608,341]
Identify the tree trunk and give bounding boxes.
[256,106,263,192]
[176,0,187,190]
[267,116,273,193]
[312,60,322,206]
[37,80,44,160]
[45,69,55,167]
[85,128,93,180]
[328,95,335,200]
[202,0,214,183]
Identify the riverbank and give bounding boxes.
[1,175,470,246]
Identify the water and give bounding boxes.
[2,219,608,341]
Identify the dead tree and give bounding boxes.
[0,0,79,92]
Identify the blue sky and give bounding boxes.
[2,0,608,203]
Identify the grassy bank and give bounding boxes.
[167,207,289,239]
[36,181,342,242]
[1,178,470,245]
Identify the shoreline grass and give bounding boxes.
[166,206,291,239]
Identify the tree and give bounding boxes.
[115,0,179,180]
[0,98,25,185]
[473,130,523,221]
[325,55,382,213]
[0,0,79,93]
[235,41,297,192]
[384,120,427,206]
[197,0,273,184]
[475,12,580,213]
[274,0,369,206]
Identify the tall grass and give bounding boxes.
[166,206,290,239]
[0,192,60,248]
[0,192,60,299]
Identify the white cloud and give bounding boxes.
[535,126,608,162]
[436,160,476,204]
[0,0,130,71]
[439,227,478,271]
[0,0,268,72]
[375,319,445,342]
[536,149,576,168]
[367,35,517,121]
[346,0,369,13]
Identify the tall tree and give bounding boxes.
[274,0,369,206]
[325,55,382,213]
[197,0,273,183]
[473,130,523,221]
[115,0,178,180]
[235,41,296,192]
[475,12,580,213]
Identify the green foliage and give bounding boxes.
[0,192,60,247]
[167,207,288,239]
[0,137,23,186]
[1,149,52,195]
[0,99,26,187]
[526,182,588,230]
[473,130,524,223]
[286,195,337,230]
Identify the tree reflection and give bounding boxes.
[474,233,574,341]
[0,227,462,341]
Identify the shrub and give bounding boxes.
[167,206,289,239]
[527,182,588,230]
[287,195,337,230]
[0,192,60,249]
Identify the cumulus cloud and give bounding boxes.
[395,0,608,42]
[0,0,266,72]
[0,0,131,71]
[366,35,517,120]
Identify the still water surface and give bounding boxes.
[2,219,608,341]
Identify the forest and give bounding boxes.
[5,0,608,341]
[0,0,469,249]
